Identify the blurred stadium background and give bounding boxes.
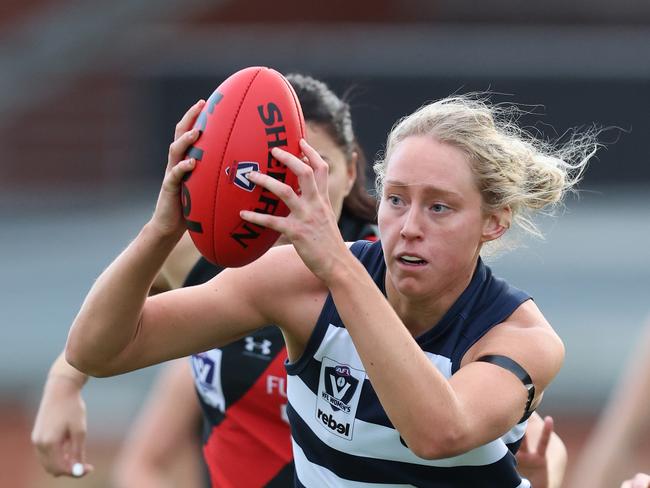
[1,1,649,486]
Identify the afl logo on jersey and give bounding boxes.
[316,357,365,440]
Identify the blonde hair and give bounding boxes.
[374,94,600,251]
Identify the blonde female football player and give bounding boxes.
[48,89,584,487]
[65,93,598,487]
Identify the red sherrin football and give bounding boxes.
[181,67,305,267]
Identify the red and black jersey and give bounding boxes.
[185,213,377,487]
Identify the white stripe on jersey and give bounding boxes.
[293,439,417,488]
[501,419,528,445]
[288,363,509,467]
[313,324,453,378]
[423,350,453,378]
[312,324,365,369]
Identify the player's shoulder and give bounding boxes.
[487,299,562,350]
[468,300,564,385]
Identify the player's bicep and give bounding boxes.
[449,361,530,445]
[449,328,564,447]
[117,245,319,373]
[110,266,268,372]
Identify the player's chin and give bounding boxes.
[390,273,432,297]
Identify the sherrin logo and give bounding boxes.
[229,102,290,249]
[316,357,365,440]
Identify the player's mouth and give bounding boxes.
[396,253,428,266]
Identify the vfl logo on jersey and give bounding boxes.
[191,351,225,411]
[323,365,359,413]
[243,336,272,360]
[226,161,259,192]
[316,357,365,440]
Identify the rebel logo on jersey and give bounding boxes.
[316,357,365,440]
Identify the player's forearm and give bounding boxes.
[572,324,650,487]
[326,259,466,458]
[571,431,632,488]
[114,362,200,488]
[66,222,180,376]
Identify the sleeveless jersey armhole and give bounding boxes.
[285,240,375,376]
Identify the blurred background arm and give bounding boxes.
[111,359,204,488]
[31,352,93,477]
[30,233,199,479]
[569,318,650,488]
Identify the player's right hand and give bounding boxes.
[31,375,94,477]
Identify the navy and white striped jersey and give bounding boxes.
[286,240,532,487]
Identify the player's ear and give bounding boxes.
[481,206,511,242]
[344,152,358,197]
